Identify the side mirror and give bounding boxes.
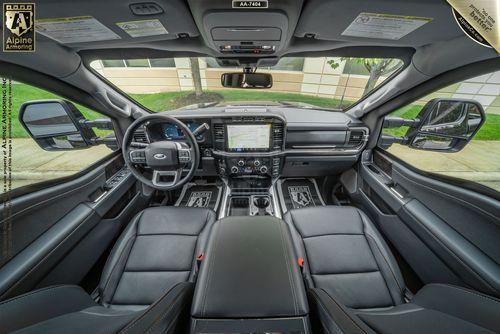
[221,72,273,88]
[409,98,485,152]
[19,100,97,151]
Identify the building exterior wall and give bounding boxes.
[91,58,500,114]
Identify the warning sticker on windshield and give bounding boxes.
[36,16,121,44]
[116,19,168,38]
[342,12,432,40]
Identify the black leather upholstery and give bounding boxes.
[284,206,406,309]
[287,206,500,334]
[99,207,216,311]
[358,284,500,334]
[0,207,215,333]
[191,216,309,319]
[309,284,500,334]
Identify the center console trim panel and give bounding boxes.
[190,216,310,333]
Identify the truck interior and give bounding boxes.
[0,0,499,333]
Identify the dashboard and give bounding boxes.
[134,107,369,178]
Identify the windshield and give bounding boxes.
[90,57,403,112]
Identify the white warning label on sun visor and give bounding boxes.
[116,19,168,38]
[36,16,121,44]
[341,12,432,40]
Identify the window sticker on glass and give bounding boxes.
[36,16,121,44]
[116,19,168,38]
[342,12,432,40]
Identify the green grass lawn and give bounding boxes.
[6,83,500,141]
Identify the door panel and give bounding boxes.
[0,154,147,300]
[350,149,500,297]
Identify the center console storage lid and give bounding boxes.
[191,216,308,318]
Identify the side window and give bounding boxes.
[379,70,500,192]
[3,81,116,193]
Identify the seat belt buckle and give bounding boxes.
[403,287,413,303]
[195,252,204,273]
[298,257,304,272]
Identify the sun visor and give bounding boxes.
[33,0,199,49]
[295,0,465,47]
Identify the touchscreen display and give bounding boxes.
[227,124,271,151]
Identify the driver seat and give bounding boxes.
[0,206,216,334]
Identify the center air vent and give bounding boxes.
[272,123,284,149]
[213,124,225,142]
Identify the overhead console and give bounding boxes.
[187,0,304,56]
[205,11,288,54]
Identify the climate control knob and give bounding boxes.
[231,166,239,174]
[259,165,268,174]
[237,160,245,167]
[254,160,261,167]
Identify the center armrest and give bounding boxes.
[191,216,309,319]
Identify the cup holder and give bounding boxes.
[253,196,270,209]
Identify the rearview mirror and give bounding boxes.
[221,72,272,89]
[19,100,97,151]
[409,98,485,152]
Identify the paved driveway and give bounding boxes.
[388,141,500,191]
[1,138,113,190]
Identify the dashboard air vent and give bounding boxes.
[214,124,225,141]
[132,128,148,143]
[272,123,284,149]
[348,130,364,146]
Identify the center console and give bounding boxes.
[211,115,285,219]
[190,216,311,333]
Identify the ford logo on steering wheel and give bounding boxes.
[153,153,167,160]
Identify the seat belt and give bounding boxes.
[298,257,311,289]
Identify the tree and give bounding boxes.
[327,58,400,96]
[189,57,203,97]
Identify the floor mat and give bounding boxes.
[175,183,222,211]
[277,178,325,213]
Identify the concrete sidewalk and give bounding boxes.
[387,141,500,191]
[1,138,113,190]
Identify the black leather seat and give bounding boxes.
[284,206,500,334]
[0,207,216,334]
[284,206,406,310]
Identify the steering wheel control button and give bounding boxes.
[130,150,146,163]
[179,149,191,163]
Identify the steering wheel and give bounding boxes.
[122,114,200,191]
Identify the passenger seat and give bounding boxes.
[284,206,500,333]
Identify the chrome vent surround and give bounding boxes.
[213,124,225,142]
[272,123,285,149]
[347,128,369,148]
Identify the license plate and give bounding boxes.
[232,1,269,9]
